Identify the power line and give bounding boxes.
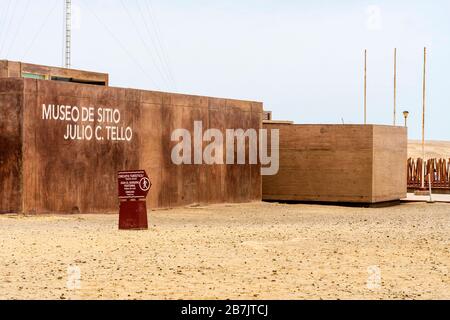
[0,0,13,50]
[122,0,172,89]
[79,0,160,90]
[136,0,176,91]
[5,0,32,58]
[146,0,177,87]
[0,0,13,54]
[21,0,59,60]
[146,0,177,88]
[0,0,18,56]
[141,0,177,89]
[120,0,172,90]
[0,0,12,23]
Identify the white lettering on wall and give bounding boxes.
[42,104,133,142]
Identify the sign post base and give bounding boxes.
[119,200,148,230]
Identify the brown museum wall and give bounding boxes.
[1,78,262,214]
[0,79,23,213]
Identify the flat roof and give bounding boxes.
[0,60,109,86]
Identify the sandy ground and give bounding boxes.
[0,201,449,300]
[409,140,450,159]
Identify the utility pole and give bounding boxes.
[421,47,427,189]
[64,0,72,68]
[393,48,397,126]
[364,49,367,125]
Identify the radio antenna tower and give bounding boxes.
[64,0,72,68]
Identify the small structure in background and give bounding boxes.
[0,60,108,86]
[263,111,272,121]
[263,121,407,204]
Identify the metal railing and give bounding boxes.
[407,158,450,189]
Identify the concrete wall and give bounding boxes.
[0,79,23,213]
[372,125,408,202]
[0,78,262,214]
[262,124,407,203]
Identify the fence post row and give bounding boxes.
[407,158,450,189]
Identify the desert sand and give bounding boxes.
[409,140,450,159]
[0,201,449,300]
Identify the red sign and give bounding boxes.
[118,170,152,200]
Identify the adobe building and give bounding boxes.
[0,60,262,214]
[1,60,408,215]
[262,121,407,204]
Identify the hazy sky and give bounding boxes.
[0,0,448,140]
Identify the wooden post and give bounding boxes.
[421,47,427,189]
[428,173,434,203]
[364,49,367,125]
[394,48,397,126]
